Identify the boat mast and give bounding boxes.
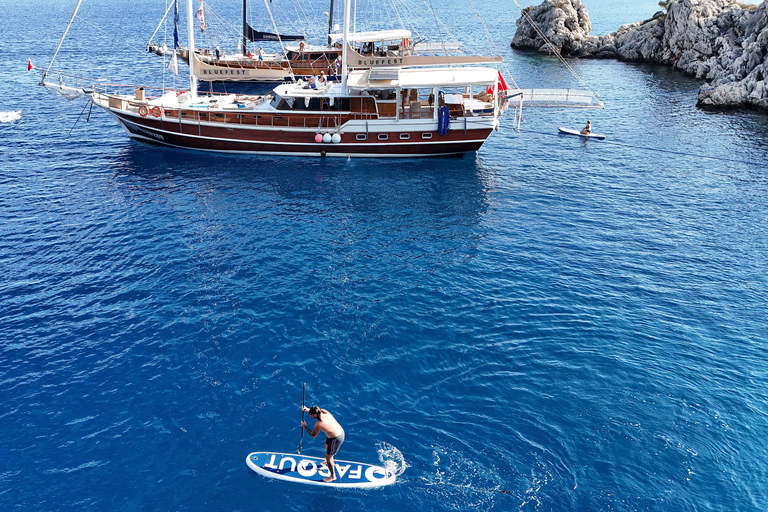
[327,0,334,45]
[187,0,198,97]
[241,0,247,55]
[341,0,350,92]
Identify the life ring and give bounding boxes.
[151,106,162,117]
[138,105,149,117]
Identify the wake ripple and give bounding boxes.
[376,441,408,476]
[0,110,21,123]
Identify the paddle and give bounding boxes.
[298,383,306,454]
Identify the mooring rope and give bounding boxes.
[511,0,600,103]
[518,128,766,167]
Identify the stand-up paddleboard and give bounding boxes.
[559,127,606,140]
[246,452,396,488]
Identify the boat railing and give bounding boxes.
[161,110,365,130]
[95,83,238,100]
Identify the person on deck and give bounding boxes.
[580,120,592,135]
[301,405,345,483]
[258,47,265,61]
[317,71,327,86]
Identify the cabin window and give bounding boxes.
[293,98,322,111]
[399,133,410,140]
[356,134,367,141]
[422,133,433,139]
[372,89,396,100]
[322,98,351,111]
[271,97,294,111]
[378,134,388,141]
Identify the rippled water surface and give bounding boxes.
[2,1,768,511]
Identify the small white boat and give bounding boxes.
[559,127,606,140]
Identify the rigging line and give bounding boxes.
[428,0,463,48]
[279,0,306,40]
[68,97,92,136]
[204,7,241,50]
[386,0,405,32]
[395,0,422,41]
[74,15,161,59]
[263,0,290,71]
[519,128,766,167]
[425,0,452,58]
[511,0,599,100]
[148,1,176,46]
[43,0,84,82]
[287,2,308,41]
[471,1,519,90]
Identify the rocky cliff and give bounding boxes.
[511,0,768,109]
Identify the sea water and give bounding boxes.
[2,0,768,510]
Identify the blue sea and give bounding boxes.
[2,0,768,510]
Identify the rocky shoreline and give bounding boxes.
[511,0,768,110]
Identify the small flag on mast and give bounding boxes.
[173,0,179,49]
[195,0,206,31]
[487,71,511,95]
[169,0,179,74]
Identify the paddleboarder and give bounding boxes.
[580,120,592,135]
[301,405,345,482]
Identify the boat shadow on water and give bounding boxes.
[108,143,497,222]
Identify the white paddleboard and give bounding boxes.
[559,127,606,140]
[246,452,396,488]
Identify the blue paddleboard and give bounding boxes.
[246,452,396,488]
[559,127,606,140]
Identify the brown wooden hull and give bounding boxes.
[112,110,492,157]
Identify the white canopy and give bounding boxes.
[329,29,411,44]
[346,67,499,89]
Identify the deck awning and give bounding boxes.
[329,29,411,44]
[346,67,499,89]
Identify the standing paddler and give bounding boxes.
[301,405,345,482]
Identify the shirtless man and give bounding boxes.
[301,405,345,482]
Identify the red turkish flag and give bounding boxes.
[486,71,511,95]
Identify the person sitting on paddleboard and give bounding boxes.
[301,405,345,482]
[580,120,592,135]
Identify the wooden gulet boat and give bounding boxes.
[43,0,513,158]
[188,0,340,83]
